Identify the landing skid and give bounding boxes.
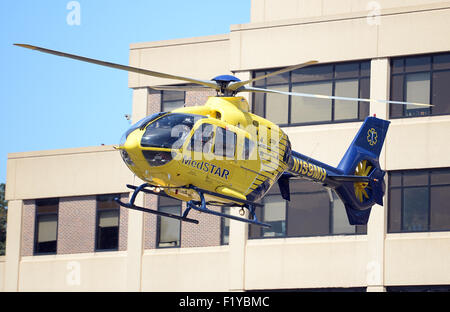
[114,183,271,228]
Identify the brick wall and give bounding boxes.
[147,88,161,114]
[185,90,216,107]
[181,205,221,248]
[21,200,35,257]
[57,196,96,254]
[118,193,129,252]
[143,194,158,249]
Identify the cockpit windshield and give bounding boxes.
[141,113,205,149]
[119,112,167,146]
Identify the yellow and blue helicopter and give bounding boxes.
[15,44,432,227]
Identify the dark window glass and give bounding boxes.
[403,171,428,186]
[430,186,450,231]
[253,71,267,87]
[214,127,236,159]
[96,194,120,251]
[252,92,265,116]
[389,172,402,187]
[358,77,370,120]
[388,188,402,232]
[390,53,450,118]
[360,61,371,77]
[402,187,429,232]
[391,59,404,74]
[157,197,181,248]
[288,191,329,237]
[389,75,404,118]
[433,54,450,70]
[141,113,203,148]
[221,207,230,245]
[335,63,359,79]
[404,56,431,73]
[249,180,366,239]
[432,71,450,115]
[291,64,333,83]
[243,137,256,160]
[188,123,214,153]
[253,60,370,126]
[266,71,289,85]
[430,168,450,185]
[388,168,450,233]
[34,198,59,255]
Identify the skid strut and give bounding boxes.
[114,183,199,224]
[115,183,271,228]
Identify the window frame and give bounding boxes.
[95,194,121,252]
[220,206,230,245]
[33,198,59,255]
[387,168,450,233]
[213,126,237,159]
[156,196,182,249]
[160,90,186,112]
[389,52,450,119]
[252,60,371,127]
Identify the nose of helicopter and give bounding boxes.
[117,128,140,167]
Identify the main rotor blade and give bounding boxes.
[241,86,433,107]
[150,85,212,92]
[14,43,220,90]
[227,60,318,91]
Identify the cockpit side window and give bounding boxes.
[141,113,204,149]
[187,123,215,153]
[214,127,236,159]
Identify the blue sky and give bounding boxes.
[0,0,251,183]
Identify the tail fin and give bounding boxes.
[334,116,390,225]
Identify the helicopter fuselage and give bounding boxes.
[118,96,292,205]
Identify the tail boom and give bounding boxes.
[280,117,390,225]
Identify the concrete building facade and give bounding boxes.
[2,0,450,292]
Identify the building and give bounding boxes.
[2,0,450,292]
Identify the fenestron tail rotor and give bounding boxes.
[354,160,373,203]
[14,43,433,108]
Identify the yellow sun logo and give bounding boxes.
[367,128,378,146]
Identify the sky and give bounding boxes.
[0,0,251,183]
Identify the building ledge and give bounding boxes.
[232,1,450,32]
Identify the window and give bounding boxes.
[249,180,366,239]
[157,196,181,248]
[213,127,236,159]
[188,123,215,153]
[390,53,450,118]
[161,90,185,112]
[96,194,120,251]
[252,61,370,126]
[34,198,59,255]
[141,113,202,149]
[221,207,230,245]
[388,168,450,233]
[242,137,256,160]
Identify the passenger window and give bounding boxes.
[243,137,256,160]
[214,127,236,159]
[188,123,214,153]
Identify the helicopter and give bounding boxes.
[14,43,433,228]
